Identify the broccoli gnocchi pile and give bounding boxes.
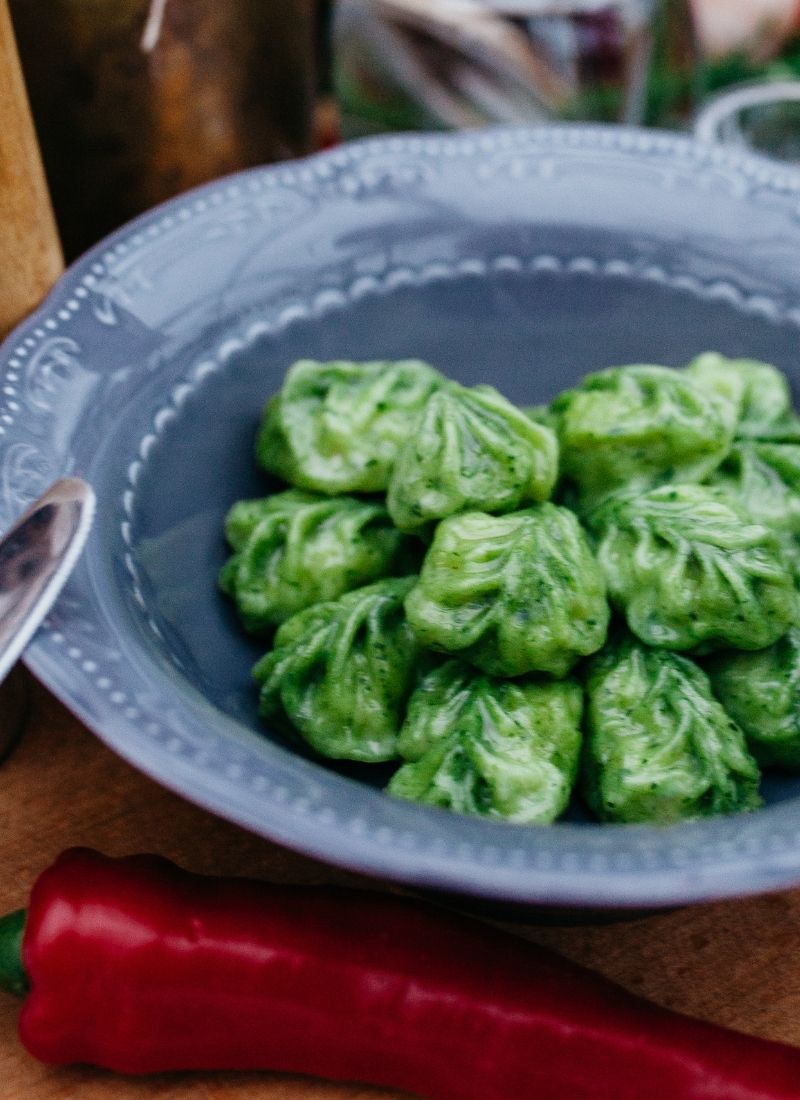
[220,353,800,827]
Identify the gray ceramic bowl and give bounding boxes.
[6,125,800,911]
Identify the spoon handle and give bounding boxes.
[0,478,95,686]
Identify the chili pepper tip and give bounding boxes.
[0,910,27,998]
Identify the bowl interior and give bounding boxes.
[109,266,800,814]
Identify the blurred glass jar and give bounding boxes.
[332,0,699,137]
[689,1,800,163]
[10,0,316,259]
[695,80,800,162]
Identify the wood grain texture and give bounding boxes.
[0,0,63,336]
[2,670,800,1100]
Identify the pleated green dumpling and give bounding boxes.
[388,660,583,824]
[387,382,558,532]
[707,629,800,769]
[707,442,800,576]
[253,578,422,762]
[583,634,762,824]
[405,505,609,677]
[685,351,796,441]
[551,363,736,509]
[591,484,797,653]
[219,490,415,631]
[256,358,443,494]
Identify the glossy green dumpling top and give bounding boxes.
[387,382,558,532]
[257,358,443,494]
[219,490,415,632]
[583,634,762,824]
[592,484,797,652]
[388,660,583,824]
[706,628,800,769]
[550,363,736,508]
[405,505,609,677]
[253,577,421,762]
[685,351,794,440]
[707,442,800,575]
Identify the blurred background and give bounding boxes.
[9,0,800,260]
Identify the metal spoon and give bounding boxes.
[0,477,95,760]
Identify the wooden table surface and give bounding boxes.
[2,671,800,1098]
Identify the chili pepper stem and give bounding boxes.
[0,910,27,997]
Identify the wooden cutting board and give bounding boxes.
[3,671,800,1099]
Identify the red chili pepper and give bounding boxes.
[1,847,799,1098]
